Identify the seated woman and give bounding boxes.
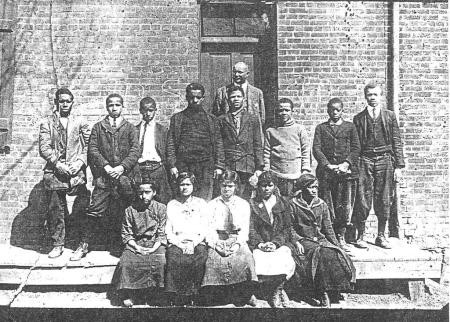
[248,171,296,308]
[290,173,356,307]
[115,179,167,307]
[165,172,209,305]
[201,170,258,306]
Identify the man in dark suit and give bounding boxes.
[217,85,264,199]
[353,83,405,249]
[166,83,225,201]
[212,61,265,125]
[135,97,171,204]
[313,98,360,251]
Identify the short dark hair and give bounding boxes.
[277,98,294,110]
[257,171,278,187]
[176,171,196,187]
[139,97,156,112]
[139,179,160,195]
[327,98,343,110]
[364,83,382,96]
[218,170,240,185]
[106,93,123,106]
[186,83,205,97]
[226,85,244,98]
[55,87,74,101]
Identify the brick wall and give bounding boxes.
[0,0,200,246]
[277,1,448,248]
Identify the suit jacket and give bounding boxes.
[312,120,360,179]
[248,195,293,250]
[353,108,405,168]
[135,121,167,165]
[212,83,265,124]
[166,108,225,170]
[88,117,141,181]
[39,113,90,173]
[217,110,264,174]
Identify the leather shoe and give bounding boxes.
[48,246,64,259]
[337,235,351,252]
[247,294,258,307]
[352,238,368,249]
[319,291,330,307]
[70,242,89,261]
[279,289,290,308]
[268,289,283,308]
[375,236,391,249]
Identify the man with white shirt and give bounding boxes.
[212,62,265,125]
[39,88,90,258]
[135,97,171,204]
[71,93,141,260]
[352,83,405,249]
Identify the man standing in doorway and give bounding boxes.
[212,61,265,125]
[352,83,405,249]
[167,83,225,201]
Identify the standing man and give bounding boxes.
[166,83,225,201]
[39,88,90,258]
[71,93,141,260]
[312,98,360,251]
[264,98,311,196]
[217,85,264,199]
[212,61,265,125]
[353,83,405,249]
[135,97,172,204]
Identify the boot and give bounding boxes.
[279,288,290,308]
[48,245,64,259]
[353,223,368,249]
[375,220,391,249]
[319,291,330,307]
[336,233,351,252]
[70,242,89,261]
[268,281,284,308]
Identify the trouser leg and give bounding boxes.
[353,158,374,237]
[389,183,400,237]
[47,190,67,247]
[81,186,111,244]
[373,156,394,238]
[237,171,253,200]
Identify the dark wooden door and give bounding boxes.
[200,43,257,114]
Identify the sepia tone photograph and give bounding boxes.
[0,0,448,321]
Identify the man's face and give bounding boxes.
[139,184,156,205]
[186,89,204,109]
[327,103,343,122]
[57,93,73,116]
[228,90,244,112]
[106,97,123,119]
[141,103,157,123]
[232,65,249,85]
[276,102,292,124]
[303,181,318,200]
[365,86,382,108]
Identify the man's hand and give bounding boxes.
[68,160,84,175]
[134,245,152,255]
[215,244,229,257]
[55,161,71,176]
[296,241,304,255]
[109,165,125,179]
[170,167,179,179]
[228,243,240,255]
[394,168,402,183]
[337,162,350,174]
[213,168,223,179]
[104,164,114,175]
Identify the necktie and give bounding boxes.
[140,122,148,150]
[112,118,117,129]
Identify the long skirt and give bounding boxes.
[295,239,355,292]
[252,245,296,279]
[202,243,257,287]
[165,244,208,296]
[116,245,166,290]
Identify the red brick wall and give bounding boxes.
[0,0,200,246]
[277,1,448,248]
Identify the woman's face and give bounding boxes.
[220,180,236,199]
[303,181,319,200]
[178,178,194,197]
[259,181,275,200]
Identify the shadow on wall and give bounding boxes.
[10,181,88,253]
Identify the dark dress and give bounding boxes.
[116,199,167,290]
[289,196,356,292]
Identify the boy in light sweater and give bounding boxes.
[263,98,311,196]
